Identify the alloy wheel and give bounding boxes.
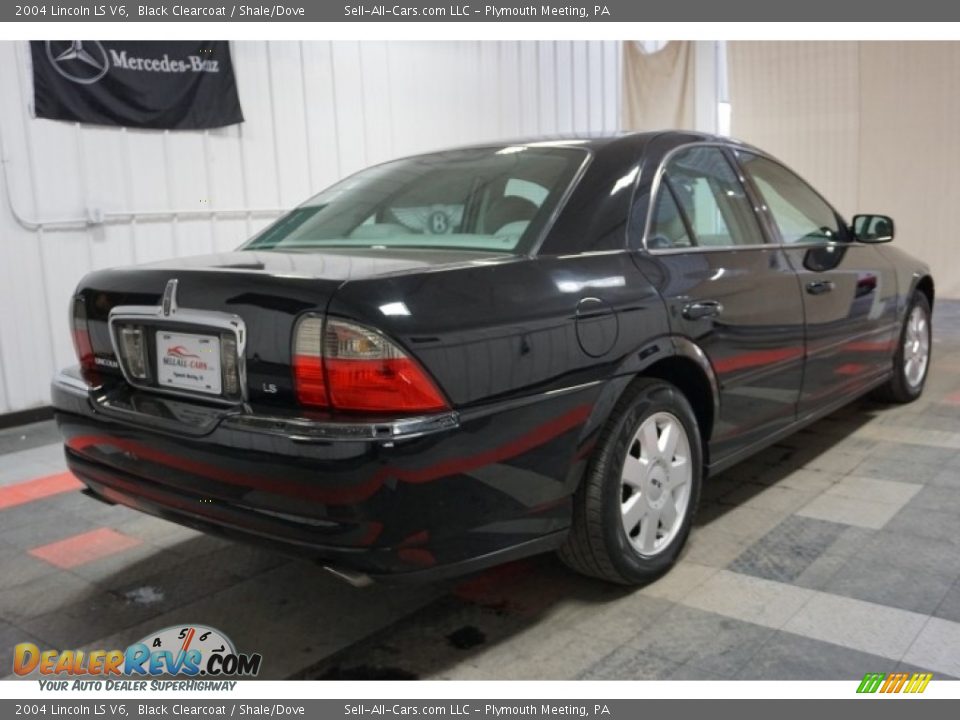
[620,411,692,557]
[903,304,930,389]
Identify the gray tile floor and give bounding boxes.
[3,301,960,681]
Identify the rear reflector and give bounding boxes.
[221,335,240,397]
[292,316,448,413]
[117,326,148,379]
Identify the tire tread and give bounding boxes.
[559,378,699,584]
[874,292,931,404]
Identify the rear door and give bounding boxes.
[735,152,899,415]
[634,144,806,463]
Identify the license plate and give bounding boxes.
[156,331,222,395]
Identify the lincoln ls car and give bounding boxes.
[52,131,934,585]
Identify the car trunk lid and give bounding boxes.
[75,249,505,408]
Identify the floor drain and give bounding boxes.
[124,586,165,605]
[446,625,486,650]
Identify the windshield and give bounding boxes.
[242,145,588,255]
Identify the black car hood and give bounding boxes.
[137,249,517,281]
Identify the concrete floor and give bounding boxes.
[3,301,960,681]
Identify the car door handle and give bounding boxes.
[806,280,836,295]
[682,300,724,321]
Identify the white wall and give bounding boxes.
[0,40,623,415]
[729,41,960,299]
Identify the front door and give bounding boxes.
[634,144,806,464]
[735,152,899,415]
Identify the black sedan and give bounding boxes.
[52,131,933,585]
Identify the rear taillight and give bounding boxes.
[292,317,328,407]
[293,316,448,413]
[70,296,100,386]
[324,320,448,412]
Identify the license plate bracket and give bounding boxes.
[156,331,223,396]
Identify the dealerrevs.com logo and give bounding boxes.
[13,624,262,690]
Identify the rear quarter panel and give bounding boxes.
[327,253,669,408]
[327,252,671,509]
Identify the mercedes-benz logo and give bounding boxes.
[45,41,109,85]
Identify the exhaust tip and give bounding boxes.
[81,487,117,506]
[323,565,374,588]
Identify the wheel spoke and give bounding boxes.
[905,357,916,382]
[640,419,659,457]
[660,496,679,530]
[659,420,680,461]
[637,509,661,553]
[621,495,647,534]
[622,456,647,489]
[665,461,689,491]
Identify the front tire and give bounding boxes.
[875,292,932,403]
[559,378,703,584]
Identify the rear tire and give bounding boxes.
[875,292,932,404]
[559,378,703,585]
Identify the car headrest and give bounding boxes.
[494,220,530,238]
[486,196,539,235]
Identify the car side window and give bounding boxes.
[737,152,843,245]
[648,189,693,249]
[648,146,765,249]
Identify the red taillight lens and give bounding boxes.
[324,357,448,412]
[292,316,448,413]
[70,296,100,386]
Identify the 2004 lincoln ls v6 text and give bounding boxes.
[52,131,934,585]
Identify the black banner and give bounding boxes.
[5,1,960,22]
[0,700,958,719]
[30,40,244,129]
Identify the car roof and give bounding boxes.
[424,130,763,160]
[356,132,768,177]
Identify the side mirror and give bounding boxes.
[852,214,895,243]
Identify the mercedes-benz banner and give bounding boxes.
[31,40,244,129]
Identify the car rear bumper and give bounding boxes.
[53,367,596,581]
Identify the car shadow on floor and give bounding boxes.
[6,397,888,681]
[288,398,889,680]
[693,397,882,527]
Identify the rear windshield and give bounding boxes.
[242,145,588,255]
